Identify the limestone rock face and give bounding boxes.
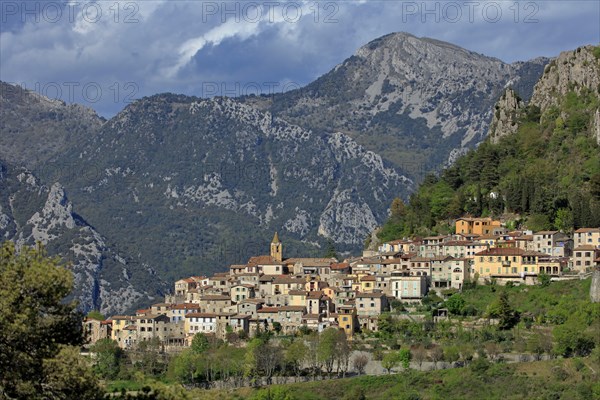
[488,89,524,144]
[531,46,600,113]
[264,32,547,174]
[0,163,154,314]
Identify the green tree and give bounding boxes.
[317,328,339,375]
[324,239,338,259]
[554,208,574,233]
[488,291,519,330]
[381,351,399,374]
[42,346,102,400]
[167,349,200,384]
[285,339,308,377]
[538,272,551,287]
[398,348,412,370]
[445,294,466,315]
[90,338,124,380]
[0,242,95,399]
[191,332,210,354]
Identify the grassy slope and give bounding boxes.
[185,358,599,400]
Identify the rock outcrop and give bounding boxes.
[488,89,524,144]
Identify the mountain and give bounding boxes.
[0,160,158,314]
[41,95,411,287]
[248,32,548,178]
[0,33,562,313]
[0,82,104,169]
[376,44,600,241]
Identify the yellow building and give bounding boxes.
[473,248,547,282]
[110,315,133,341]
[456,217,502,235]
[336,305,357,337]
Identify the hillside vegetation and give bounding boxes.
[377,46,600,241]
[114,358,600,400]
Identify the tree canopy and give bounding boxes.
[0,241,101,399]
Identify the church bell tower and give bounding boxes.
[270,232,282,262]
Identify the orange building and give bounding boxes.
[455,217,502,235]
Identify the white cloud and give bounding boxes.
[0,0,597,117]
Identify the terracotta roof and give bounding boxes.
[534,230,559,235]
[123,325,137,330]
[410,257,432,262]
[456,217,497,222]
[361,275,376,281]
[574,245,600,251]
[273,276,305,284]
[239,298,265,304]
[170,303,200,310]
[230,265,247,270]
[475,248,547,256]
[515,235,533,241]
[284,258,335,267]
[232,283,255,289]
[200,295,231,301]
[355,292,386,298]
[288,290,308,296]
[257,307,280,313]
[307,291,324,299]
[575,227,600,233]
[279,306,306,312]
[258,275,277,282]
[111,315,132,320]
[331,262,350,270]
[248,255,282,266]
[380,258,403,265]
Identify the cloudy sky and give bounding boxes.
[1,0,598,117]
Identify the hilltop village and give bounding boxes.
[85,220,600,349]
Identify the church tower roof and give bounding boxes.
[272,231,280,244]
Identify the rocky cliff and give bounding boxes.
[258,32,548,177]
[488,89,524,144]
[0,161,158,313]
[41,94,411,288]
